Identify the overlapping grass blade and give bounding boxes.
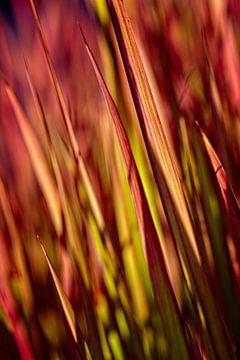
[23,66,106,359]
[81,28,192,360]
[104,1,236,358]
[106,0,198,257]
[23,64,90,288]
[28,0,105,233]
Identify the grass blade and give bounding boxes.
[5,84,62,237]
[28,0,105,233]
[201,127,240,260]
[40,243,77,343]
[23,60,90,289]
[103,2,235,358]
[106,0,198,258]
[81,28,192,359]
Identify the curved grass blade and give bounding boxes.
[81,28,192,360]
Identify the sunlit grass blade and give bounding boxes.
[5,85,62,237]
[106,0,198,258]
[81,28,192,359]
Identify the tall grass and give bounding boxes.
[0,0,240,359]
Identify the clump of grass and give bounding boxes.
[0,0,240,359]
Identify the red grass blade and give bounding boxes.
[28,0,105,233]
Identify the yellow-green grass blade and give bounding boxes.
[106,0,198,259]
[104,2,235,358]
[82,29,191,359]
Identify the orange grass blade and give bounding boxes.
[5,85,62,237]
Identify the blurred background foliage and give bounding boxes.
[0,0,240,359]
